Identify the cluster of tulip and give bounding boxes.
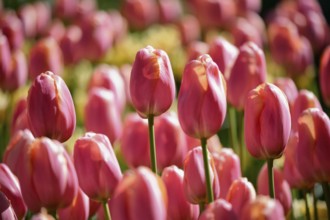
[0,0,330,219]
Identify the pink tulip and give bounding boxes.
[244,12,266,44]
[176,15,201,46]
[18,4,38,38]
[59,25,82,65]
[161,166,199,220]
[119,64,132,104]
[0,34,11,85]
[257,163,292,215]
[0,192,17,220]
[186,41,209,61]
[199,199,238,220]
[241,196,285,220]
[58,189,89,220]
[213,148,241,198]
[0,163,27,219]
[108,10,128,44]
[158,0,182,24]
[34,2,51,36]
[88,198,100,218]
[10,98,30,136]
[226,177,256,217]
[73,132,122,202]
[235,0,261,14]
[130,45,176,118]
[27,71,76,142]
[231,18,263,48]
[0,11,24,50]
[54,0,79,19]
[273,77,298,114]
[18,137,78,212]
[244,83,291,159]
[44,20,66,42]
[84,88,122,145]
[320,46,330,107]
[110,167,167,220]
[178,54,227,139]
[183,147,220,204]
[208,37,238,76]
[296,108,330,183]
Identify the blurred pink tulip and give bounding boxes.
[108,10,128,44]
[231,18,263,48]
[58,189,89,220]
[226,177,256,217]
[84,88,122,145]
[240,196,285,220]
[161,166,199,220]
[273,77,298,114]
[59,25,82,65]
[186,41,209,61]
[27,71,76,142]
[54,0,79,19]
[119,64,132,104]
[18,4,38,38]
[0,34,11,85]
[0,163,27,219]
[28,37,63,79]
[320,46,330,107]
[0,192,17,220]
[34,2,51,35]
[0,11,24,50]
[183,147,220,204]
[178,54,227,139]
[257,163,292,215]
[235,0,261,14]
[199,199,238,220]
[110,167,167,220]
[158,0,182,24]
[10,98,30,136]
[130,45,175,118]
[227,41,266,110]
[44,20,66,42]
[213,148,241,198]
[176,15,201,46]
[244,83,291,159]
[73,132,122,201]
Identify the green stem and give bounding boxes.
[229,106,239,154]
[201,137,214,203]
[313,188,319,220]
[199,203,205,215]
[103,202,111,220]
[50,211,58,220]
[267,159,275,199]
[148,114,157,174]
[304,190,311,220]
[237,110,244,172]
[321,182,330,220]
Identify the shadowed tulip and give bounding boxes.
[240,196,285,220]
[244,83,291,159]
[84,88,122,145]
[273,77,298,115]
[58,189,89,220]
[199,199,238,220]
[130,45,175,118]
[59,25,82,65]
[178,54,226,139]
[0,192,17,220]
[54,0,79,19]
[176,15,201,46]
[227,41,266,110]
[0,11,24,50]
[73,132,122,202]
[213,148,241,198]
[110,167,167,220]
[0,163,27,219]
[186,41,209,61]
[226,177,256,217]
[320,46,330,107]
[257,163,292,215]
[27,71,76,142]
[183,147,220,204]
[10,98,30,136]
[161,166,198,220]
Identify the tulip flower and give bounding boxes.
[231,18,263,48]
[199,199,237,220]
[0,163,27,219]
[45,20,66,42]
[10,98,30,136]
[226,177,256,217]
[54,0,79,19]
[235,0,261,14]
[59,25,82,65]
[186,41,209,61]
[208,37,238,76]
[34,2,51,35]
[213,148,241,198]
[257,163,292,215]
[110,167,167,220]
[0,11,24,50]
[273,77,298,114]
[108,10,128,44]
[161,166,199,220]
[241,196,285,220]
[119,64,132,104]
[176,15,201,46]
[0,192,17,220]
[27,71,76,142]
[28,37,63,79]
[0,34,11,85]
[18,4,38,38]
[244,83,291,198]
[320,46,330,107]
[227,41,266,110]
[74,132,122,201]
[18,137,78,213]
[183,147,220,204]
[58,189,89,220]
[84,88,122,145]
[158,0,182,24]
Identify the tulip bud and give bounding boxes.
[130,45,175,118]
[244,83,291,159]
[0,34,11,84]
[45,20,66,42]
[0,192,17,220]
[241,196,285,220]
[34,2,51,35]
[28,37,63,79]
[231,18,263,48]
[73,132,122,202]
[235,0,261,14]
[0,163,27,219]
[10,98,30,136]
[161,166,199,220]
[186,41,209,61]
[257,163,292,215]
[227,41,266,110]
[213,148,241,198]
[18,4,38,38]
[27,71,76,142]
[108,10,128,44]
[158,0,182,24]
[176,15,201,46]
[226,177,256,217]
[54,0,79,19]
[58,189,89,220]
[273,77,298,114]
[183,147,220,204]
[59,25,82,65]
[178,54,227,139]
[320,46,330,107]
[110,167,167,220]
[199,199,237,220]
[119,64,132,104]
[84,88,122,145]
[0,12,24,50]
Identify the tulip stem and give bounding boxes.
[148,114,157,174]
[313,188,319,220]
[201,137,214,203]
[229,106,239,155]
[304,190,311,220]
[321,182,330,220]
[199,203,205,214]
[267,159,275,199]
[103,202,111,220]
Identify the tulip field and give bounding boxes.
[1,0,330,219]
